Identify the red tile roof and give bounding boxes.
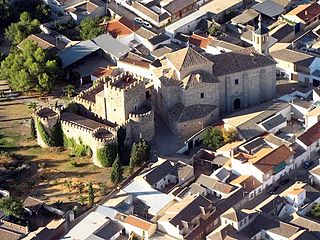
[125,215,153,231]
[105,17,139,38]
[298,121,320,146]
[287,3,320,23]
[253,145,293,173]
[189,34,210,49]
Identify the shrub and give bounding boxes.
[97,142,118,167]
[36,120,54,146]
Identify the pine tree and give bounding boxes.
[30,117,37,139]
[110,154,123,184]
[88,182,94,207]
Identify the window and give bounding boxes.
[201,93,204,98]
[235,79,239,85]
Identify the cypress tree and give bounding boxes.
[110,154,123,184]
[30,117,37,139]
[88,182,94,207]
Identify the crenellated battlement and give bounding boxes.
[129,105,153,122]
[60,119,93,134]
[92,127,117,143]
[104,72,145,93]
[34,107,60,123]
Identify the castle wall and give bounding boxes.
[218,65,276,113]
[181,81,220,107]
[170,107,219,137]
[129,108,155,142]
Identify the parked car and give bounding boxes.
[279,178,290,185]
[134,17,143,24]
[143,21,152,29]
[268,185,280,194]
[303,160,314,169]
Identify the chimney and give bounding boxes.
[200,206,207,215]
[305,10,308,15]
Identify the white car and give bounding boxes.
[134,17,143,24]
[143,21,152,29]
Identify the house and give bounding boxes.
[310,165,320,186]
[284,3,320,30]
[122,179,174,217]
[64,0,106,23]
[220,208,250,231]
[104,17,139,40]
[270,49,320,84]
[199,0,243,23]
[281,182,307,210]
[239,212,301,239]
[120,214,156,239]
[206,224,250,240]
[231,9,259,28]
[18,33,67,54]
[252,0,286,20]
[231,145,294,188]
[142,159,194,191]
[223,100,291,141]
[62,206,122,240]
[296,121,320,158]
[158,195,215,239]
[230,175,262,200]
[163,0,197,22]
[195,174,235,198]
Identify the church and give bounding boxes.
[151,17,277,137]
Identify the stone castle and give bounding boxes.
[34,72,155,167]
[35,42,277,166]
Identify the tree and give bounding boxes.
[52,121,64,147]
[202,127,224,150]
[79,17,104,40]
[64,84,75,97]
[111,154,123,184]
[0,197,24,219]
[30,117,37,139]
[88,182,94,207]
[78,195,86,206]
[12,0,51,23]
[222,128,238,144]
[0,0,10,28]
[311,203,320,218]
[129,138,150,172]
[5,12,40,45]
[97,143,118,167]
[0,40,60,92]
[208,23,222,37]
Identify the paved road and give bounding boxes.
[151,113,184,158]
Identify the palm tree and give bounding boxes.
[64,84,75,97]
[27,101,38,111]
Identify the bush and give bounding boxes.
[64,135,91,157]
[97,142,118,167]
[36,120,54,146]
